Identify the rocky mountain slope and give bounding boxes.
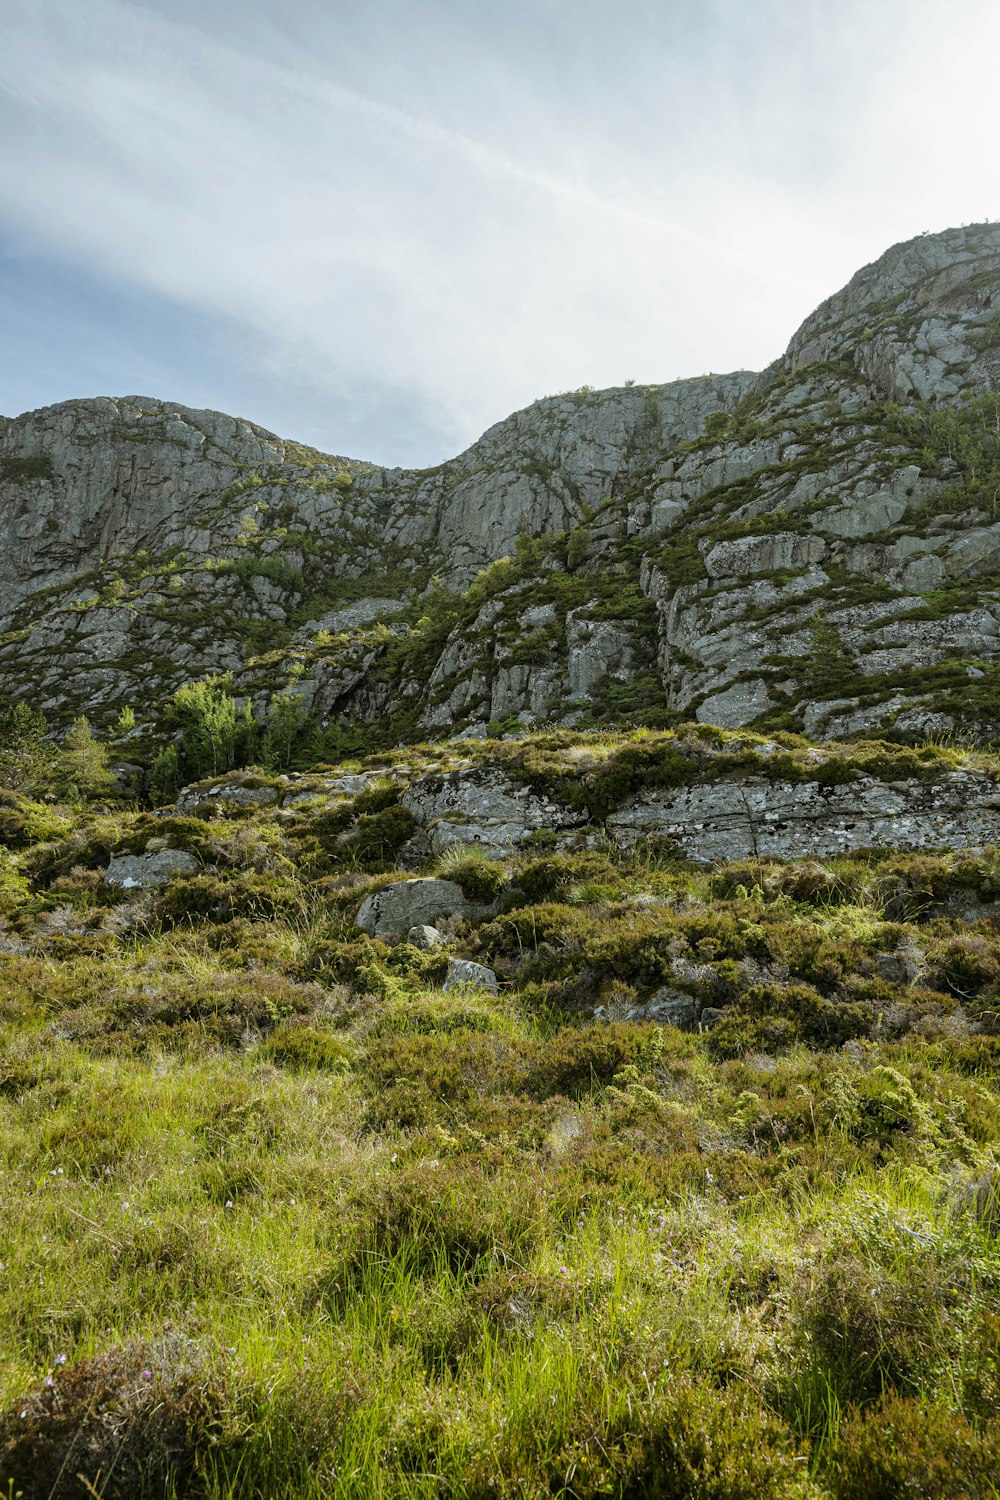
[5,224,1000,1497]
[3,221,1000,750]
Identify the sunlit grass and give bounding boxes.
[3,747,1000,1493]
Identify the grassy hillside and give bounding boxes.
[1,729,1000,1496]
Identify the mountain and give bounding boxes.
[5,224,1000,1496]
[2,221,1000,752]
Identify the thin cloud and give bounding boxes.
[0,0,997,463]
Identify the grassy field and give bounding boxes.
[1,733,1000,1496]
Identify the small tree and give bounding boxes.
[262,689,309,770]
[0,702,52,794]
[55,716,114,802]
[148,744,181,806]
[166,677,256,778]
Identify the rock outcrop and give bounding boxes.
[3,222,1000,747]
[604,770,1000,864]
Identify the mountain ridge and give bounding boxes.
[2,220,1000,755]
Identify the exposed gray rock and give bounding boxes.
[803,695,955,740]
[566,611,634,701]
[105,848,199,889]
[598,986,698,1029]
[444,958,499,994]
[295,597,406,640]
[703,533,826,579]
[2,224,1000,747]
[402,769,586,856]
[175,782,280,814]
[355,878,476,939]
[815,493,908,538]
[875,953,907,984]
[696,678,770,728]
[407,924,443,949]
[605,772,1000,864]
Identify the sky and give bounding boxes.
[0,1,998,468]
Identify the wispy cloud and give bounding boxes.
[0,0,997,464]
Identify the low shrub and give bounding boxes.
[828,1395,1000,1499]
[344,1159,544,1276]
[708,983,871,1059]
[153,871,303,925]
[261,1022,353,1072]
[0,1334,237,1499]
[435,846,508,903]
[342,804,418,870]
[794,1250,950,1404]
[930,932,1000,1000]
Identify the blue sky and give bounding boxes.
[1,0,997,466]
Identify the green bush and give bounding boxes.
[261,1023,352,1072]
[515,851,620,903]
[342,804,417,869]
[795,1252,951,1405]
[828,1395,1000,1499]
[708,983,871,1059]
[153,871,302,926]
[344,1158,544,1276]
[931,933,1000,1000]
[435,848,507,903]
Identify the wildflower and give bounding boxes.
[225,1200,234,1209]
[141,1369,153,1380]
[54,1354,66,1365]
[559,1265,569,1276]
[43,1376,54,1388]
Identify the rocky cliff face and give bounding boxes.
[3,221,1000,746]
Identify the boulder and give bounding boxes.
[104,848,199,889]
[407,924,443,949]
[566,611,634,701]
[355,878,474,939]
[175,782,279,815]
[696,678,770,728]
[444,959,499,994]
[875,953,907,984]
[610,986,696,1029]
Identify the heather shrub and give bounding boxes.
[792,1249,952,1403]
[0,1335,236,1499]
[930,932,1000,1000]
[344,1159,544,1276]
[342,803,418,869]
[436,845,508,902]
[828,1395,1000,1499]
[707,983,871,1059]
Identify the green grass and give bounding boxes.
[2,734,1000,1496]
